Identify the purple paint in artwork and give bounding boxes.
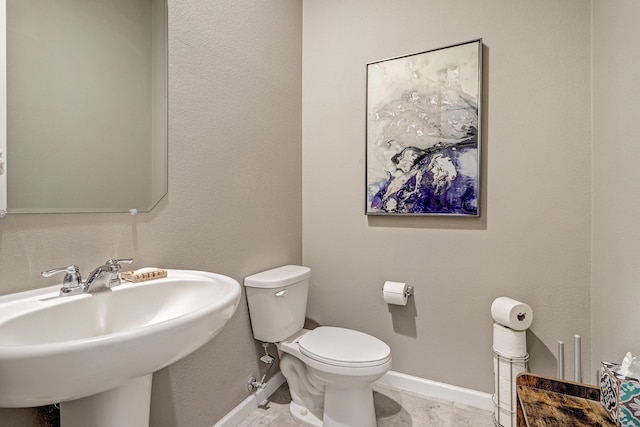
[366,40,481,216]
[370,137,478,215]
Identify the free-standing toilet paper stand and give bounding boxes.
[491,297,533,427]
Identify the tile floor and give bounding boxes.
[238,381,495,427]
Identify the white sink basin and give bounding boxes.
[0,269,241,409]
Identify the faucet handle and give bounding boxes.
[105,258,133,271]
[42,265,83,291]
[104,259,133,288]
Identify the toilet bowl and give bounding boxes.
[243,266,392,427]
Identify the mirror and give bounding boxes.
[1,0,167,213]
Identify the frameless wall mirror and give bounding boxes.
[0,0,167,214]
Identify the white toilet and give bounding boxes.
[243,265,391,427]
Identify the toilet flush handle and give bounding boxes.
[275,290,287,297]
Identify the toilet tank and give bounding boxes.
[243,265,311,343]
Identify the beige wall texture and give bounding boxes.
[0,1,638,426]
[0,1,301,426]
[302,0,592,393]
[591,0,640,376]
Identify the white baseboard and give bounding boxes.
[213,370,493,426]
[212,372,286,427]
[375,370,493,412]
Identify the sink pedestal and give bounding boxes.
[60,375,152,427]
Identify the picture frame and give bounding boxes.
[365,39,482,216]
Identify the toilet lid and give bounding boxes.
[298,327,391,367]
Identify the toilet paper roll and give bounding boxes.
[493,355,526,427]
[497,376,516,405]
[493,358,526,404]
[491,297,533,330]
[383,281,408,306]
[492,323,527,358]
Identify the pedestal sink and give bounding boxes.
[0,269,242,427]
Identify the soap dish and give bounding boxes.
[121,268,167,283]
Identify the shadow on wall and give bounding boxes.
[149,368,179,427]
[526,330,557,378]
[367,214,486,231]
[388,297,418,338]
[304,318,321,330]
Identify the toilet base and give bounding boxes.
[289,383,377,427]
[322,384,376,427]
[290,401,323,427]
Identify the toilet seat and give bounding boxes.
[298,326,391,368]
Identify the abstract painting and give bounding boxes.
[366,39,482,216]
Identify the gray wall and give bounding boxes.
[1,1,638,426]
[302,0,592,393]
[0,1,302,426]
[592,0,640,376]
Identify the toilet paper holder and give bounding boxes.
[381,284,414,297]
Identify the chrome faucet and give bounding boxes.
[83,258,133,293]
[42,258,133,296]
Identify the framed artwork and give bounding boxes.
[365,39,482,216]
